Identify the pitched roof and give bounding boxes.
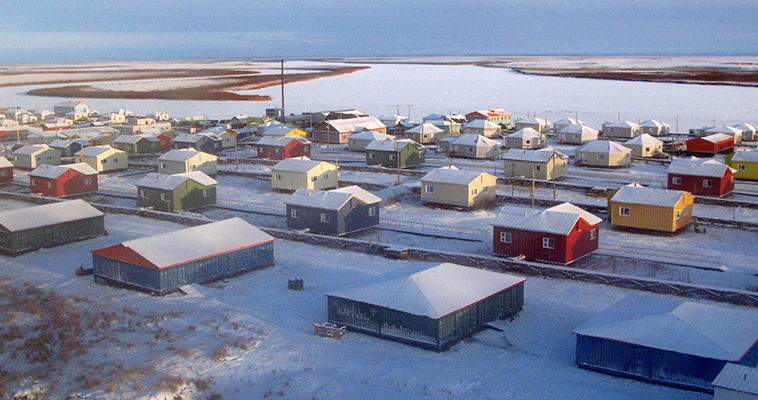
[465,108,511,118]
[406,123,444,134]
[640,119,669,128]
[327,262,525,319]
[667,156,736,177]
[14,144,51,156]
[29,162,98,179]
[76,145,123,157]
[112,134,159,144]
[730,150,758,163]
[605,120,640,129]
[325,116,386,133]
[0,199,103,232]
[158,149,216,162]
[507,128,541,139]
[514,117,548,125]
[491,203,601,235]
[49,139,90,148]
[732,123,757,133]
[573,294,758,361]
[174,133,220,143]
[0,157,11,168]
[463,119,500,130]
[624,133,663,146]
[364,139,425,152]
[263,126,305,137]
[91,218,273,270]
[575,140,631,153]
[271,157,332,173]
[136,171,217,190]
[422,168,494,185]
[610,185,687,208]
[285,185,381,210]
[558,123,597,135]
[695,133,734,143]
[705,125,743,135]
[255,135,310,147]
[712,363,758,394]
[449,134,499,147]
[553,117,584,126]
[348,130,395,141]
[501,148,568,163]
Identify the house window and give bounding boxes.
[101,159,107,164]
[683,206,689,216]
[738,164,747,171]
[341,134,347,140]
[320,213,329,223]
[140,190,147,198]
[274,173,281,180]
[389,154,396,161]
[160,193,167,201]
[672,177,682,185]
[368,207,376,216]
[467,147,473,153]
[597,154,605,160]
[590,229,597,240]
[291,209,299,219]
[304,146,309,151]
[619,207,631,216]
[676,209,682,219]
[160,162,166,169]
[483,186,489,192]
[533,165,541,171]
[472,188,478,195]
[703,180,712,188]
[47,182,52,189]
[311,176,318,182]
[425,185,434,193]
[368,153,375,159]
[31,178,36,186]
[202,189,210,198]
[47,156,52,160]
[542,237,555,249]
[324,173,329,180]
[0,171,6,177]
[84,178,92,185]
[500,232,512,243]
[114,158,119,162]
[275,148,281,154]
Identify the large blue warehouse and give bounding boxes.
[91,218,274,294]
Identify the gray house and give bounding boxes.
[284,185,381,235]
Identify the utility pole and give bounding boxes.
[281,60,285,116]
[552,150,557,200]
[531,167,536,208]
[396,142,401,185]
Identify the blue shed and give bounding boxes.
[573,295,758,393]
[91,218,274,294]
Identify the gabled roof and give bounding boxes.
[348,130,395,141]
[514,117,549,125]
[507,128,541,139]
[624,133,662,146]
[0,199,103,232]
[75,145,124,157]
[610,185,688,208]
[695,133,734,144]
[422,168,494,185]
[285,185,380,210]
[730,150,758,163]
[255,135,310,147]
[158,149,216,162]
[732,123,757,133]
[449,134,499,147]
[491,202,601,235]
[136,171,217,191]
[49,139,90,149]
[324,116,385,133]
[463,119,500,130]
[364,139,425,152]
[327,262,525,319]
[573,295,758,361]
[640,119,669,128]
[174,133,221,143]
[558,123,598,135]
[271,157,333,173]
[501,148,568,163]
[405,123,444,134]
[705,125,743,135]
[575,140,631,153]
[90,218,273,270]
[667,156,736,177]
[0,157,11,168]
[112,134,159,144]
[263,126,305,137]
[29,162,98,179]
[605,120,640,129]
[712,363,758,394]
[553,117,584,126]
[14,144,52,156]
[465,108,511,118]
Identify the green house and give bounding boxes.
[112,134,160,154]
[365,139,426,168]
[136,171,217,212]
[726,150,758,181]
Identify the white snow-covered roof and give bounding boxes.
[575,140,631,154]
[640,119,669,128]
[14,144,51,156]
[422,168,494,185]
[29,162,98,179]
[558,123,597,135]
[732,123,757,133]
[76,145,123,157]
[271,157,332,173]
[325,116,386,133]
[0,199,103,232]
[514,117,548,125]
[364,139,425,152]
[624,134,662,146]
[507,128,542,139]
[610,185,687,208]
[553,117,584,126]
[573,295,758,362]
[705,125,743,135]
[96,218,273,269]
[730,150,758,163]
[491,203,601,235]
[327,262,525,319]
[263,126,304,137]
[112,134,159,144]
[712,363,758,394]
[174,133,207,143]
[0,157,11,168]
[667,156,736,177]
[501,148,568,163]
[285,185,381,210]
[463,119,500,130]
[255,135,310,147]
[348,130,395,141]
[406,123,444,134]
[449,134,499,147]
[136,171,217,190]
[696,133,734,143]
[49,139,90,148]
[159,149,216,162]
[605,120,640,129]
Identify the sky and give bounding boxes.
[2,0,758,63]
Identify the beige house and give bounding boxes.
[504,128,545,149]
[447,134,500,159]
[602,120,641,139]
[158,149,218,175]
[514,117,550,133]
[421,167,497,208]
[575,140,632,168]
[704,125,744,144]
[624,134,664,157]
[502,148,569,180]
[271,157,337,192]
[348,130,396,152]
[405,123,444,144]
[460,119,501,137]
[13,144,61,170]
[557,124,599,144]
[199,127,237,149]
[75,145,128,173]
[640,119,670,136]
[552,118,584,132]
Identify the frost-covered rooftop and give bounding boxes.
[285,185,380,210]
[491,202,601,235]
[624,134,662,146]
[136,171,217,191]
[29,162,98,179]
[667,156,736,177]
[575,140,630,153]
[422,168,493,185]
[610,185,687,208]
[0,199,103,232]
[501,148,568,163]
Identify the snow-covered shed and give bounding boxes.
[557,124,598,144]
[271,157,337,192]
[504,127,545,150]
[460,119,501,137]
[712,363,758,400]
[0,200,105,256]
[446,134,500,159]
[575,140,632,168]
[421,167,497,209]
[573,295,758,393]
[136,171,217,212]
[667,157,736,197]
[29,163,98,197]
[284,185,381,235]
[602,120,641,139]
[607,185,694,233]
[502,148,569,180]
[158,149,218,176]
[327,262,525,351]
[624,134,663,158]
[91,218,274,295]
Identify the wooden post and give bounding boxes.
[531,167,536,208]
[552,150,556,200]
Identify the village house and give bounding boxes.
[284,185,381,235]
[573,294,758,393]
[421,167,497,209]
[271,157,337,192]
[29,163,98,197]
[623,134,664,158]
[91,218,275,295]
[41,122,70,132]
[574,140,632,168]
[53,100,89,116]
[255,135,311,160]
[49,139,90,158]
[347,130,396,152]
[491,202,601,264]
[514,117,550,133]
[602,120,641,139]
[63,126,118,145]
[327,262,525,351]
[0,200,105,256]
[727,150,758,180]
[504,128,546,150]
[13,144,61,170]
[460,119,501,137]
[733,123,757,141]
[172,132,223,154]
[446,134,500,159]
[199,126,237,149]
[365,139,426,169]
[552,118,584,133]
[557,124,599,144]
[377,114,408,135]
[465,108,513,128]
[311,116,386,144]
[667,156,736,197]
[423,113,465,134]
[639,119,670,136]
[112,134,160,154]
[262,126,308,139]
[27,130,63,145]
[75,145,128,173]
[138,127,172,150]
[158,149,218,175]
[405,123,444,144]
[607,185,694,233]
[502,148,569,180]
[0,157,12,184]
[703,125,744,144]
[136,171,217,212]
[685,133,734,156]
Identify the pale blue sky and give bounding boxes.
[2,0,756,63]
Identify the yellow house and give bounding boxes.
[263,126,308,138]
[726,150,758,180]
[575,140,632,168]
[624,134,664,158]
[607,185,694,233]
[421,167,497,208]
[271,157,337,192]
[74,145,128,173]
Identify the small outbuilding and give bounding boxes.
[624,134,664,158]
[502,148,569,180]
[136,171,217,212]
[348,130,396,152]
[557,124,599,144]
[727,150,758,180]
[91,218,275,295]
[574,140,632,168]
[712,363,758,400]
[492,203,601,264]
[112,134,161,154]
[0,157,13,183]
[271,157,337,192]
[573,295,758,393]
[255,135,312,160]
[686,133,734,156]
[602,120,641,139]
[0,200,105,256]
[460,119,501,137]
[29,163,99,197]
[284,185,381,235]
[607,185,694,233]
[504,128,545,150]
[13,144,61,170]
[421,167,497,209]
[75,145,128,173]
[405,123,444,144]
[158,149,218,176]
[446,134,500,159]
[365,139,426,169]
[326,262,525,351]
[49,138,90,158]
[667,157,736,197]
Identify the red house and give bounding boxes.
[667,156,736,197]
[491,203,601,264]
[256,136,311,160]
[686,133,734,156]
[0,157,13,183]
[29,163,99,197]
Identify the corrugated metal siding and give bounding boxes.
[0,216,104,256]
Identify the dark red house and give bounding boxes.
[256,136,311,160]
[29,162,99,197]
[0,157,13,184]
[667,156,736,197]
[491,203,601,264]
[686,133,734,156]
